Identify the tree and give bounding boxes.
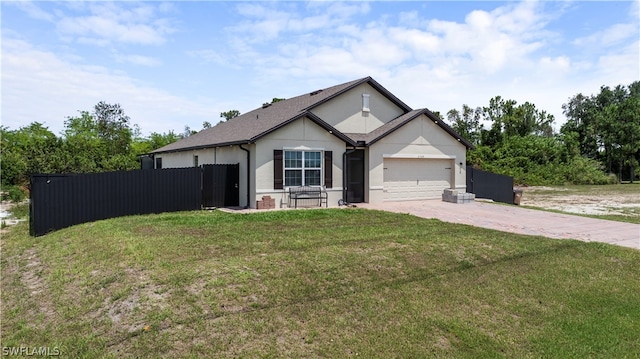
[182,125,197,138]
[61,111,106,173]
[202,121,212,129]
[62,104,138,172]
[92,101,133,157]
[476,96,556,147]
[562,81,640,181]
[263,98,286,106]
[131,131,181,157]
[0,122,64,186]
[220,110,241,122]
[447,104,482,146]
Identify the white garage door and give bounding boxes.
[383,158,452,201]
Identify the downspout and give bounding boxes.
[239,144,250,209]
[342,147,357,205]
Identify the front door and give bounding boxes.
[346,150,365,203]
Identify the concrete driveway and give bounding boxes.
[358,200,640,250]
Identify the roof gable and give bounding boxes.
[357,109,474,149]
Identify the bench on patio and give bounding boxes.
[288,186,328,208]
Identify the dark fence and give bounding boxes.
[30,168,202,236]
[466,166,514,204]
[202,164,239,208]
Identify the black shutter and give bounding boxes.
[324,151,333,188]
[274,150,283,189]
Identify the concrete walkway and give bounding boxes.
[358,200,640,250]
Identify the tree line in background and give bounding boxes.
[447,81,639,185]
[0,102,185,194]
[1,82,638,200]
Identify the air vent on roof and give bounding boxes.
[310,89,323,96]
[262,103,272,108]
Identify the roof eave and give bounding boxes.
[151,139,252,154]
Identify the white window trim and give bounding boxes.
[283,149,324,188]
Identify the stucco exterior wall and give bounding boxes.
[368,115,467,203]
[310,83,405,134]
[255,117,347,208]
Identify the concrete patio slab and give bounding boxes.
[358,200,640,250]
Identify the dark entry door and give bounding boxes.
[202,164,239,207]
[346,150,365,203]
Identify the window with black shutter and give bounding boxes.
[274,149,333,189]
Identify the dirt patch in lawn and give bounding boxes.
[517,186,640,217]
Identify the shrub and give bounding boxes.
[562,157,611,185]
[1,186,26,202]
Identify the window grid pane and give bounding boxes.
[284,151,302,168]
[305,170,321,186]
[285,170,302,186]
[304,151,321,168]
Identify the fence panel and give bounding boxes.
[466,166,514,204]
[30,168,202,236]
[202,164,239,208]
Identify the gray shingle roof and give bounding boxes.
[152,77,371,153]
[152,76,472,153]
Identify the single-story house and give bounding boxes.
[151,76,474,208]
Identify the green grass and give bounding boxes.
[7,203,30,219]
[2,209,639,358]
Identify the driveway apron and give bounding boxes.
[358,200,640,250]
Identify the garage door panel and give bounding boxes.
[383,159,451,200]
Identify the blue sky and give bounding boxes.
[2,1,638,136]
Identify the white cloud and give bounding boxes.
[4,1,638,137]
[573,23,638,47]
[229,0,635,130]
[390,28,440,54]
[11,1,178,47]
[11,0,54,22]
[229,2,369,43]
[56,14,172,46]
[226,1,554,85]
[1,39,219,135]
[595,40,640,81]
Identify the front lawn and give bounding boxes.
[2,209,639,357]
